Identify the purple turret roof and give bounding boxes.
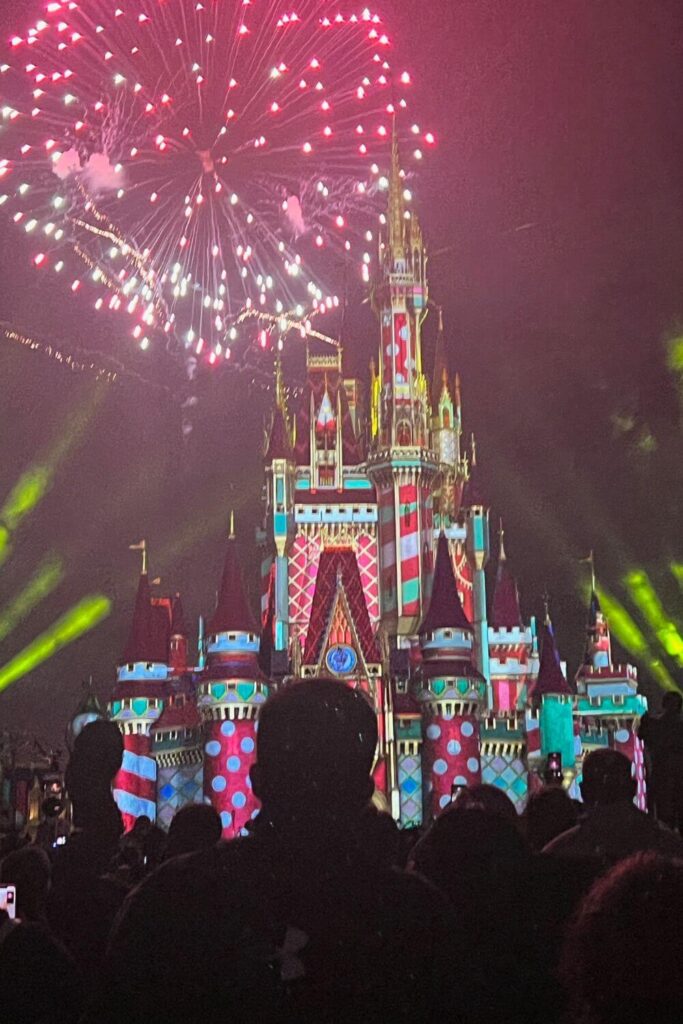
[431,309,449,408]
[491,532,523,629]
[209,536,256,634]
[265,404,293,461]
[122,573,155,664]
[149,600,172,664]
[171,592,187,636]
[419,533,472,634]
[461,437,485,508]
[531,618,573,700]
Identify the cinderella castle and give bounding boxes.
[80,135,649,836]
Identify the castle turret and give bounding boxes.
[431,311,466,531]
[367,126,438,634]
[151,591,203,831]
[529,604,575,786]
[416,533,486,818]
[263,358,296,658]
[109,542,167,830]
[574,575,647,807]
[488,523,533,711]
[462,437,491,691]
[197,522,269,837]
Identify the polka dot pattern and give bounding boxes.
[203,719,260,838]
[422,713,482,818]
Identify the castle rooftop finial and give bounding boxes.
[129,539,147,576]
[229,509,235,540]
[542,588,551,626]
[498,517,506,561]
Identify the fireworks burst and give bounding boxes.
[0,2,434,370]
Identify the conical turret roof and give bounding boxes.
[461,436,485,508]
[122,573,155,663]
[419,533,472,634]
[431,308,450,409]
[209,535,256,634]
[265,404,293,461]
[171,592,188,636]
[531,617,573,700]
[491,529,523,629]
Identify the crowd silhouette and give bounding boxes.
[1,677,682,1024]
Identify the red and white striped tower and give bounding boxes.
[109,542,167,831]
[575,581,648,808]
[197,518,269,838]
[416,533,486,819]
[367,124,437,637]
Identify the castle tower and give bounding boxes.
[575,585,647,808]
[197,522,269,838]
[262,357,296,660]
[367,126,438,634]
[462,438,491,690]
[280,342,377,667]
[416,533,487,819]
[431,311,464,531]
[528,605,576,787]
[479,525,536,811]
[109,543,167,831]
[488,524,534,712]
[152,594,203,831]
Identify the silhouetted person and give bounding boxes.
[524,786,578,852]
[411,806,561,1024]
[114,814,167,882]
[0,845,82,1023]
[543,748,682,865]
[449,781,519,825]
[84,679,459,1024]
[49,720,128,976]
[562,853,683,1024]
[0,845,51,923]
[639,690,683,831]
[165,804,222,860]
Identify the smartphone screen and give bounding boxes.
[0,885,17,920]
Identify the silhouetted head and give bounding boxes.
[580,749,635,807]
[251,678,377,830]
[563,853,683,1024]
[64,719,124,834]
[0,845,51,922]
[451,783,518,826]
[525,785,578,851]
[662,690,683,716]
[166,804,222,859]
[411,807,529,901]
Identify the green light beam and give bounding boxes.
[624,569,683,666]
[587,581,679,693]
[0,554,64,643]
[0,594,111,694]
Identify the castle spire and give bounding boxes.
[531,601,572,701]
[122,543,154,664]
[491,519,523,629]
[431,306,450,410]
[388,117,405,259]
[209,525,256,635]
[419,533,472,634]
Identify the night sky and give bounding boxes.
[2,0,682,750]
